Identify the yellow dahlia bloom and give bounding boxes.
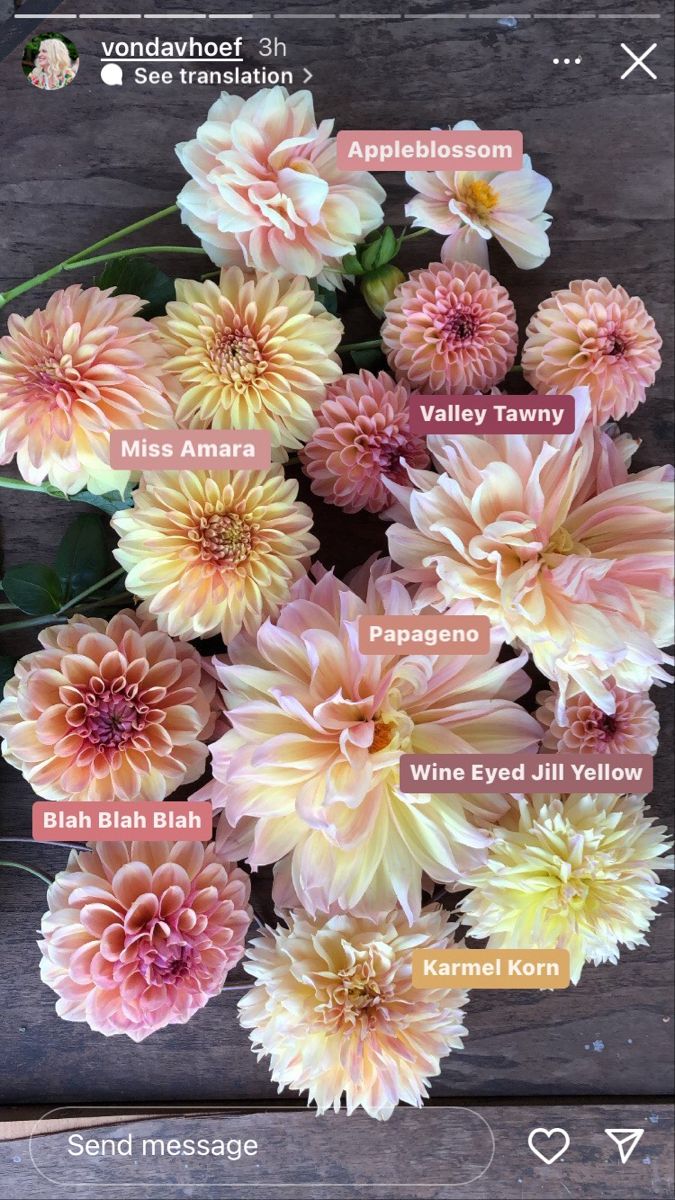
[239,906,469,1120]
[112,467,318,643]
[154,270,343,455]
[460,793,673,984]
[0,285,174,495]
[205,558,542,918]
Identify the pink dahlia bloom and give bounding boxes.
[40,841,251,1041]
[522,278,662,423]
[381,261,517,394]
[405,120,552,270]
[202,558,542,919]
[176,87,385,289]
[0,611,214,802]
[536,682,660,755]
[386,389,674,715]
[0,285,174,495]
[300,371,430,514]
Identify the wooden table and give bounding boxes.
[0,2,673,1197]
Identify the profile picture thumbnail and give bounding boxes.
[23,32,79,91]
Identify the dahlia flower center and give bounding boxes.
[541,525,589,564]
[77,687,144,749]
[598,321,628,359]
[34,356,79,406]
[461,179,499,222]
[209,323,266,388]
[369,716,397,753]
[333,959,384,1025]
[198,511,254,566]
[376,439,418,485]
[435,297,481,348]
[138,931,196,985]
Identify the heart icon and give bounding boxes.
[528,1127,570,1165]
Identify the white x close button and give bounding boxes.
[620,43,658,80]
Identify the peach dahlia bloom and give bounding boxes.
[405,120,552,270]
[0,285,173,495]
[522,278,662,424]
[300,370,430,514]
[536,682,660,755]
[381,261,517,394]
[176,87,385,288]
[40,841,251,1040]
[112,467,318,643]
[460,793,673,984]
[0,612,213,803]
[204,559,542,919]
[154,270,342,455]
[239,905,468,1119]
[387,389,674,715]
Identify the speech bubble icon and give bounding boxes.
[100,62,123,86]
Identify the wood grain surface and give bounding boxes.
[0,0,673,1183]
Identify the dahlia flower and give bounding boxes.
[40,841,251,1040]
[381,261,517,394]
[0,285,174,495]
[112,467,318,643]
[387,388,674,714]
[405,120,552,270]
[176,87,385,288]
[154,270,342,455]
[239,905,468,1119]
[536,682,660,755]
[300,371,430,514]
[522,278,662,424]
[204,558,542,918]
[0,611,213,803]
[460,793,673,984]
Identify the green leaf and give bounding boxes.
[349,346,387,372]
[96,256,175,318]
[360,227,398,273]
[55,514,108,602]
[340,253,364,277]
[1,564,64,616]
[73,487,135,515]
[0,656,15,693]
[311,281,339,314]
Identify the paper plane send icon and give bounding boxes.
[605,1128,645,1164]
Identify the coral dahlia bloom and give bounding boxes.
[176,87,385,288]
[536,682,660,755]
[522,278,662,423]
[387,389,674,714]
[204,559,542,918]
[300,370,429,514]
[40,841,251,1040]
[154,270,342,455]
[0,285,174,495]
[460,793,673,984]
[0,611,213,803]
[112,468,318,643]
[381,261,517,394]
[406,120,552,270]
[239,905,468,1119]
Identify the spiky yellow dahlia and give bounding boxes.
[460,793,673,984]
[154,270,343,455]
[203,558,542,918]
[239,905,468,1119]
[112,467,318,643]
[0,285,174,495]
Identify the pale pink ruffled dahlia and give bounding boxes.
[300,371,430,514]
[522,278,662,423]
[0,285,174,495]
[239,905,468,1119]
[176,87,385,288]
[381,261,518,394]
[536,682,659,755]
[386,389,674,714]
[0,611,213,802]
[40,841,251,1040]
[202,559,542,919]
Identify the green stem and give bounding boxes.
[400,226,431,242]
[0,476,54,496]
[0,570,127,633]
[61,566,125,612]
[63,246,207,271]
[72,591,131,612]
[0,860,52,886]
[508,363,524,374]
[0,203,181,308]
[339,338,382,354]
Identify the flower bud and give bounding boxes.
[360,264,406,317]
